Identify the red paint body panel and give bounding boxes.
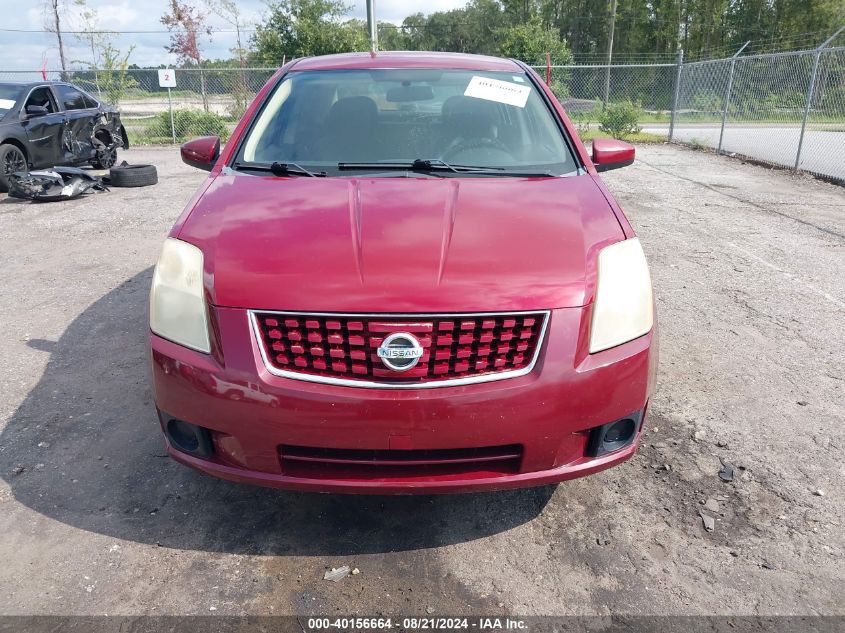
[592,138,636,165]
[291,51,523,72]
[178,174,623,312]
[151,306,656,494]
[153,52,657,493]
[180,135,220,171]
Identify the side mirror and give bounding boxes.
[592,138,635,172]
[25,105,49,117]
[181,136,221,171]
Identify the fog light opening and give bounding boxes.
[587,411,643,457]
[165,418,214,458]
[604,418,636,444]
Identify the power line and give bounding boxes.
[0,27,260,34]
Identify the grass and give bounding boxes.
[127,133,180,146]
[577,129,667,144]
[122,89,217,100]
[686,138,710,151]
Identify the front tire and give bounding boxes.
[0,144,28,193]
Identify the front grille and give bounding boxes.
[280,444,523,479]
[251,312,548,386]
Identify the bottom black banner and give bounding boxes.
[0,616,842,633]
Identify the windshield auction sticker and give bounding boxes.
[464,76,531,108]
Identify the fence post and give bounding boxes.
[718,41,750,154]
[795,26,844,171]
[668,49,684,142]
[167,87,176,144]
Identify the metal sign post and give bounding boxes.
[158,69,178,144]
[167,88,175,144]
[366,0,377,52]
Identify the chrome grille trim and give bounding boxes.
[248,310,550,390]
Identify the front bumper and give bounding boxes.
[151,306,657,494]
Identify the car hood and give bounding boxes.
[178,173,624,312]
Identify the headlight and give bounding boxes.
[589,238,653,354]
[150,238,211,353]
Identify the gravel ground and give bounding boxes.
[0,145,842,618]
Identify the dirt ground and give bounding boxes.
[0,145,842,618]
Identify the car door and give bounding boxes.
[53,84,98,164]
[19,85,66,168]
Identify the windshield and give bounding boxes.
[0,85,24,120]
[237,69,576,176]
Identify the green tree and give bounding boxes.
[205,0,251,118]
[498,17,573,64]
[95,43,138,107]
[377,22,408,50]
[73,0,137,106]
[392,1,507,55]
[251,0,368,65]
[161,0,212,111]
[398,13,433,51]
[242,0,845,67]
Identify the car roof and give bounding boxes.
[290,51,524,73]
[0,81,80,88]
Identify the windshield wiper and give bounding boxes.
[338,159,554,177]
[411,158,465,173]
[233,161,326,177]
[338,159,490,173]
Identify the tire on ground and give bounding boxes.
[109,164,158,188]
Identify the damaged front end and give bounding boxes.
[61,109,128,170]
[90,111,128,169]
[8,167,108,202]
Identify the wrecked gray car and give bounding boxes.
[0,81,128,192]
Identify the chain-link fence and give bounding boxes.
[2,46,844,182]
[0,67,278,145]
[530,63,678,135]
[670,45,845,182]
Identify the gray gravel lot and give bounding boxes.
[0,145,842,617]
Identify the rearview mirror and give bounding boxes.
[25,105,49,117]
[181,136,220,171]
[386,85,435,103]
[591,138,635,172]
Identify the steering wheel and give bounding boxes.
[441,137,515,163]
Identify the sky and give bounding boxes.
[0,0,468,73]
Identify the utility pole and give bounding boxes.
[366,0,377,52]
[603,0,617,108]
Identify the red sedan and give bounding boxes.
[149,52,657,494]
